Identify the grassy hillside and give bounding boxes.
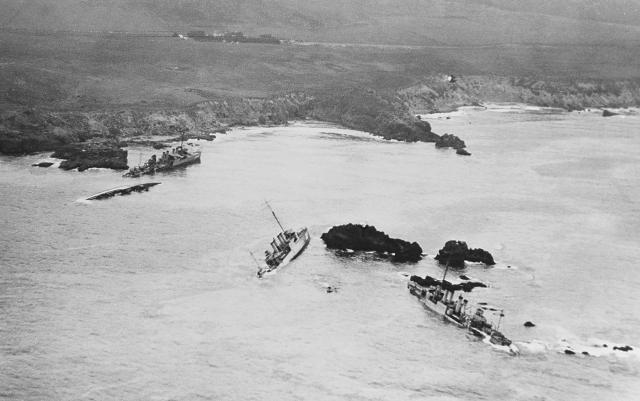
[2,32,639,112]
[2,0,640,47]
[1,2,640,155]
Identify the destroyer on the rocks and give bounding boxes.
[408,268,519,355]
[254,202,310,278]
[123,140,202,178]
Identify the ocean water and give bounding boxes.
[1,107,640,400]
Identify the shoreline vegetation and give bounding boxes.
[1,33,640,163]
[2,78,640,160]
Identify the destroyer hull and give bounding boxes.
[123,149,201,178]
[259,228,310,277]
[171,152,201,168]
[469,327,520,355]
[279,231,310,267]
[408,280,519,355]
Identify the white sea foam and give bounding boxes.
[556,338,638,359]
[515,340,550,355]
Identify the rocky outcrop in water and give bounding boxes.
[51,140,128,171]
[602,109,619,117]
[435,134,466,149]
[434,240,495,268]
[321,224,423,263]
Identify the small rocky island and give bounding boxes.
[434,240,495,268]
[321,224,423,263]
[434,133,471,156]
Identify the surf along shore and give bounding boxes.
[2,33,640,163]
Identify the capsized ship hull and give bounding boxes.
[85,182,161,200]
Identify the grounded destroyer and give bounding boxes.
[408,272,519,355]
[255,202,310,278]
[123,142,201,178]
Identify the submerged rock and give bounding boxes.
[434,240,495,268]
[321,224,423,263]
[51,140,128,171]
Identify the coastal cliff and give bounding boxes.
[399,76,640,113]
[0,90,438,157]
[2,76,639,159]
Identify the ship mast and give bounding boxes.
[249,251,262,268]
[441,257,450,282]
[496,310,504,331]
[265,201,285,233]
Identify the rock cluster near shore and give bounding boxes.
[434,133,471,155]
[434,240,495,268]
[51,140,128,171]
[321,224,423,263]
[435,133,466,149]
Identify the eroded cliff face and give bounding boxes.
[6,76,636,158]
[0,90,438,156]
[399,76,640,113]
[307,88,437,142]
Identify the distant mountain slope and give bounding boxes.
[1,0,639,46]
[477,0,640,26]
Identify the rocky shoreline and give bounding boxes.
[2,77,639,167]
[0,91,440,162]
[51,140,128,171]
